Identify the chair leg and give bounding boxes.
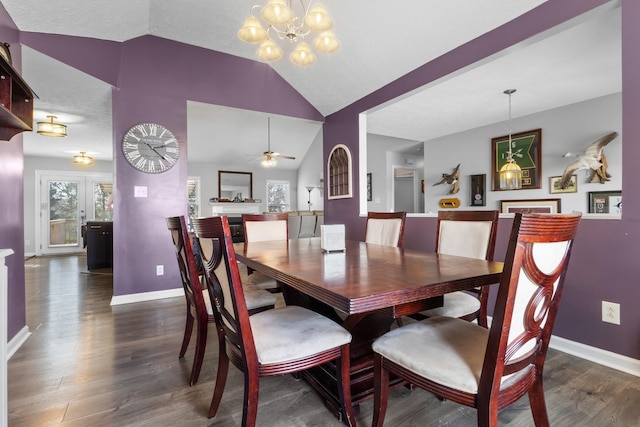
[336,344,355,427]
[372,354,390,427]
[179,305,194,358]
[528,375,550,427]
[208,341,230,419]
[189,319,207,386]
[242,368,260,427]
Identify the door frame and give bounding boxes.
[35,170,113,256]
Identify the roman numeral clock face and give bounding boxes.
[122,123,180,174]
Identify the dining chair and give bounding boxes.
[192,215,356,427]
[371,212,582,427]
[242,212,288,292]
[416,210,499,326]
[166,215,276,386]
[365,211,407,247]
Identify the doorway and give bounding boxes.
[36,171,113,256]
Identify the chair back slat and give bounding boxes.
[166,216,207,316]
[193,216,258,366]
[482,213,581,387]
[243,213,289,242]
[436,210,499,260]
[365,211,407,247]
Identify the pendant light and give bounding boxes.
[499,89,522,190]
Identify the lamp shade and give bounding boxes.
[257,38,283,61]
[37,115,67,137]
[499,160,522,190]
[290,42,315,66]
[314,31,339,53]
[261,157,277,168]
[304,4,333,31]
[261,0,293,25]
[238,16,267,43]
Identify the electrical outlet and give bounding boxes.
[602,301,620,325]
[156,265,164,276]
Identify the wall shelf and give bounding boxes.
[0,55,35,141]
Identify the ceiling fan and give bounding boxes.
[247,117,295,168]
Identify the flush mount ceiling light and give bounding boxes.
[499,89,522,190]
[73,151,93,165]
[37,115,67,137]
[238,0,339,66]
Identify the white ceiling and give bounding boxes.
[2,0,621,168]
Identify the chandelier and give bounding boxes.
[499,89,522,190]
[238,0,339,66]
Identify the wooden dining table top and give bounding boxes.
[234,237,503,316]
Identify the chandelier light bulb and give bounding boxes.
[261,0,293,25]
[304,4,333,32]
[314,31,339,53]
[290,42,315,66]
[257,38,283,61]
[238,16,267,43]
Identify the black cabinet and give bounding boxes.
[86,221,113,270]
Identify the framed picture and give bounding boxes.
[549,175,577,194]
[500,198,561,214]
[470,174,486,206]
[588,191,622,214]
[491,128,542,191]
[366,173,372,201]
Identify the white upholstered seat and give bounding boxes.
[242,213,288,292]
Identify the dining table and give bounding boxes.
[234,237,503,420]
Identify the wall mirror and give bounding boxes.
[218,170,253,200]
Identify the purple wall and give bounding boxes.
[0,5,26,341]
[325,0,640,359]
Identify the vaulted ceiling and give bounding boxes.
[2,0,621,168]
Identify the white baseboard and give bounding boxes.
[487,315,640,377]
[110,288,183,305]
[549,335,640,377]
[7,326,31,360]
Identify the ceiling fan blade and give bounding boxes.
[278,155,296,160]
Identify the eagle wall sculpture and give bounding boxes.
[559,132,618,189]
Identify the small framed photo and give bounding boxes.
[588,191,622,214]
[366,173,372,201]
[470,174,486,206]
[549,175,577,194]
[500,198,561,214]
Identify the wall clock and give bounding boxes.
[122,123,179,173]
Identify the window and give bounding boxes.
[327,144,352,199]
[267,180,290,212]
[188,177,200,218]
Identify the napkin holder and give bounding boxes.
[321,224,346,252]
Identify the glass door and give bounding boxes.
[37,172,113,255]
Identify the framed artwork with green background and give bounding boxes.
[491,128,542,191]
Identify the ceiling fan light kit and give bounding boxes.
[239,0,339,66]
[249,117,296,168]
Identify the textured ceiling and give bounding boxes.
[2,0,621,167]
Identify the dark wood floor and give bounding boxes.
[8,255,640,426]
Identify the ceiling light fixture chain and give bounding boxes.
[499,89,522,190]
[238,0,339,66]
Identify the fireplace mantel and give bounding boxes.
[209,202,262,217]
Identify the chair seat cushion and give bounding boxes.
[419,291,480,319]
[372,316,488,394]
[244,286,277,310]
[251,306,352,365]
[246,271,279,290]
